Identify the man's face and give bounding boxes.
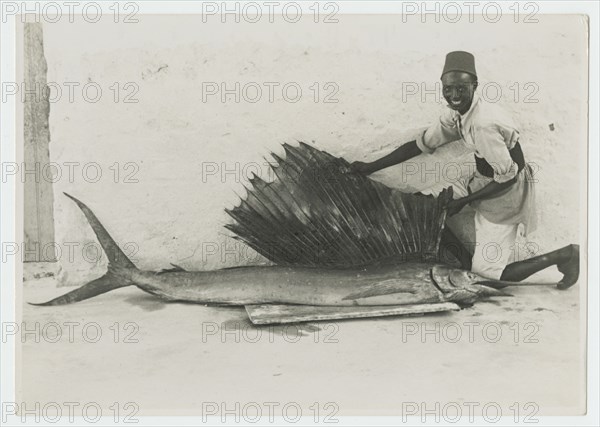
[441,71,478,115]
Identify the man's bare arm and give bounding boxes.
[350,140,422,175]
[447,167,522,216]
[465,179,516,203]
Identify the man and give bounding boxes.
[350,51,579,288]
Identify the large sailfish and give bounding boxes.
[32,143,555,324]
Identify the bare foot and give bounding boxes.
[557,244,580,290]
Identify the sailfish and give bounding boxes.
[32,143,556,324]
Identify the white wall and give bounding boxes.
[42,14,588,285]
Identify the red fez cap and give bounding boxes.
[441,51,477,79]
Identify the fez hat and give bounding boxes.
[441,51,477,79]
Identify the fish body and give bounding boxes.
[34,143,554,310]
[33,193,513,308]
[127,262,448,306]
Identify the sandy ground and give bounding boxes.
[20,263,585,418]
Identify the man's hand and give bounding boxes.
[446,198,468,217]
[349,161,373,175]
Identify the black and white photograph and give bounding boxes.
[1,1,598,425]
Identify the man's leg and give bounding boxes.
[500,244,579,289]
[472,213,580,288]
[471,212,518,280]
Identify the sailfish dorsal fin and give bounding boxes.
[225,142,451,268]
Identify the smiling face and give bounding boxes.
[441,71,478,115]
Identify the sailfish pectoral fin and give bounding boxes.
[341,280,417,301]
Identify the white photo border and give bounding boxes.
[1,1,598,425]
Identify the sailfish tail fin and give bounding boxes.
[30,193,138,306]
[62,192,137,269]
